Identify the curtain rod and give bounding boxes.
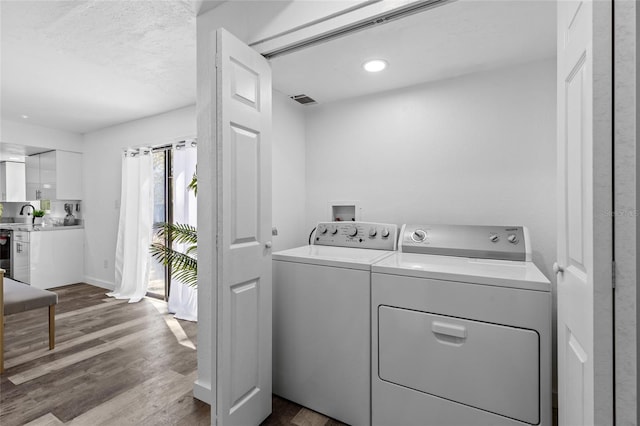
[122,139,197,156]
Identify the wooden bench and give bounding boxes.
[0,269,58,373]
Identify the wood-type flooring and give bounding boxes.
[1,284,345,426]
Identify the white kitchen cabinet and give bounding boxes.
[26,150,82,200]
[25,154,41,201]
[12,231,30,283]
[39,151,57,200]
[0,161,26,201]
[55,151,82,199]
[29,229,84,289]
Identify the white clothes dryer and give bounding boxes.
[371,224,552,426]
[273,222,398,426]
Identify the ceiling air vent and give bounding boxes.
[290,94,317,105]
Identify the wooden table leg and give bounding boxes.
[49,305,55,350]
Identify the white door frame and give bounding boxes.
[194,11,218,405]
[612,1,638,424]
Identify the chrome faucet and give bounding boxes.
[19,204,35,216]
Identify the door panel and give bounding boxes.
[216,28,272,426]
[231,59,260,108]
[565,56,586,268]
[564,331,587,426]
[229,279,259,410]
[558,2,593,424]
[230,125,260,245]
[556,1,612,424]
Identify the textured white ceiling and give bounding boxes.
[0,0,555,135]
[271,0,556,105]
[1,0,202,133]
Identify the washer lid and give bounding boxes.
[273,245,395,270]
[372,252,551,292]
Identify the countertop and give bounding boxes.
[0,223,84,232]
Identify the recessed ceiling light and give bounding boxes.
[363,59,388,73]
[21,114,29,119]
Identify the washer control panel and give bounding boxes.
[400,224,529,261]
[314,222,398,251]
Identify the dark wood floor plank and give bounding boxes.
[1,284,346,426]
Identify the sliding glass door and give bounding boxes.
[148,148,172,300]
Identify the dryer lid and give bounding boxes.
[372,252,551,292]
[273,245,395,270]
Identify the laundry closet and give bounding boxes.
[196,1,561,424]
[267,1,557,280]
[264,3,558,425]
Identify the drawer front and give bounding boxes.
[13,231,29,242]
[378,306,539,424]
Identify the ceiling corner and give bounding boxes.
[195,0,226,16]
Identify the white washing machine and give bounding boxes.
[371,224,552,426]
[273,221,398,426]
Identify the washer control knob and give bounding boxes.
[330,226,338,235]
[346,226,358,237]
[369,228,377,237]
[317,224,327,234]
[489,233,499,243]
[507,234,519,244]
[381,228,390,238]
[411,229,427,242]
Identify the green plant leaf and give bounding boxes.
[149,172,198,287]
[150,242,198,287]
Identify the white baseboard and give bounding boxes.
[83,276,115,290]
[193,379,212,405]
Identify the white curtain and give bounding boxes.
[167,142,198,321]
[109,149,153,303]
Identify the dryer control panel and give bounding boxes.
[400,224,530,261]
[313,222,398,251]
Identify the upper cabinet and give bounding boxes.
[26,151,82,200]
[26,153,45,200]
[0,161,27,201]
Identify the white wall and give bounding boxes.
[1,118,83,152]
[305,59,557,281]
[81,95,306,287]
[82,105,196,289]
[272,90,307,250]
[304,59,558,393]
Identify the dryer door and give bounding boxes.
[378,306,539,424]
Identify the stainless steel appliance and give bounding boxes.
[12,231,30,283]
[0,229,12,277]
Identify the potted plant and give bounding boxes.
[33,209,45,225]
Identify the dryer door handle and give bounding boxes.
[431,321,467,339]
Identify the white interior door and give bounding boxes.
[215,28,273,426]
[556,1,613,425]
